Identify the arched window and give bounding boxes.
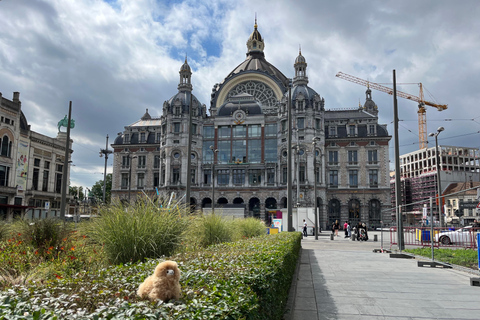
[328,199,340,227]
[369,199,382,229]
[1,136,10,157]
[348,199,361,224]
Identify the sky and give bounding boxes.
[1,0,480,190]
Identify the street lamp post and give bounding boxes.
[99,134,113,203]
[312,137,319,240]
[429,126,445,228]
[127,153,137,204]
[209,145,218,214]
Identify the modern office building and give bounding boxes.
[0,91,73,220]
[391,145,480,225]
[111,21,392,229]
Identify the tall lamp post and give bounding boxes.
[209,145,218,214]
[127,153,137,204]
[429,126,444,228]
[99,134,113,203]
[312,137,320,240]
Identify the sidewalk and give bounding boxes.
[284,232,480,320]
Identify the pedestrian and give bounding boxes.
[334,220,340,236]
[303,219,308,237]
[347,221,351,238]
[344,221,348,238]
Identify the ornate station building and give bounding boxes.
[111,21,392,229]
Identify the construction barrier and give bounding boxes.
[390,226,478,249]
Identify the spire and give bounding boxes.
[178,55,192,92]
[293,45,308,86]
[246,16,265,56]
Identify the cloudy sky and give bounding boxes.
[1,0,480,189]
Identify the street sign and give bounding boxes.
[45,201,50,211]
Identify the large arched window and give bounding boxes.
[348,199,361,225]
[328,199,340,227]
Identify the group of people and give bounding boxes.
[331,220,369,241]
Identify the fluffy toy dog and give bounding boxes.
[137,260,181,301]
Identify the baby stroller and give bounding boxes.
[357,224,369,241]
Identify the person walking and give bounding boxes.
[303,219,308,238]
[344,221,348,238]
[334,220,340,237]
[347,221,351,238]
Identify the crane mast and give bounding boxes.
[336,72,447,149]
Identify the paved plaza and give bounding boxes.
[284,231,480,320]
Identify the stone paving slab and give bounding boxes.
[284,232,480,320]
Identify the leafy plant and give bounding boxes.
[232,217,267,239]
[86,197,188,264]
[190,213,233,248]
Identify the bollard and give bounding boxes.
[330,233,334,240]
[374,234,378,242]
[352,234,355,241]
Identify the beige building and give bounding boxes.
[0,91,73,220]
[443,181,480,226]
[111,21,392,229]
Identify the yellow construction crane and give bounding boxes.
[336,72,448,149]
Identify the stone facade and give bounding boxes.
[110,21,392,229]
[0,92,73,219]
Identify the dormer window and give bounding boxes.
[140,132,146,143]
[253,41,257,48]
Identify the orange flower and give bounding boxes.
[70,246,75,251]
[60,246,65,251]
[17,233,21,236]
[35,250,38,255]
[63,238,67,242]
[82,235,87,239]
[55,274,62,279]
[48,246,54,250]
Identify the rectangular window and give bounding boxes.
[44,161,50,169]
[218,140,231,164]
[265,124,277,137]
[203,142,214,162]
[156,132,161,143]
[349,170,358,187]
[316,119,321,130]
[137,173,145,189]
[267,168,275,184]
[42,170,49,192]
[32,168,39,190]
[173,123,181,133]
[203,126,214,138]
[217,169,229,185]
[282,167,287,184]
[369,169,378,187]
[281,120,287,132]
[233,125,247,137]
[248,125,261,137]
[55,173,62,193]
[299,165,305,183]
[218,126,230,138]
[248,139,261,163]
[328,151,338,165]
[369,124,375,135]
[329,170,338,187]
[140,132,146,143]
[232,169,245,185]
[232,140,247,163]
[0,165,10,187]
[122,156,130,167]
[191,123,197,135]
[249,169,262,185]
[153,172,159,187]
[264,139,277,162]
[124,134,130,143]
[204,169,211,184]
[138,155,146,168]
[154,155,160,168]
[348,150,358,164]
[297,118,305,130]
[349,125,356,136]
[190,168,195,184]
[329,126,336,137]
[368,150,378,164]
[34,158,41,167]
[172,167,180,184]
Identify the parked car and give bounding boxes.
[435,226,476,245]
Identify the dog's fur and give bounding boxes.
[137,260,181,301]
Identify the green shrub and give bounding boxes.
[0,232,301,319]
[13,218,72,255]
[405,247,478,269]
[232,217,267,239]
[86,198,188,264]
[191,213,233,248]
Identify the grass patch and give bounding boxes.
[404,247,479,269]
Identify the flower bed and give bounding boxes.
[0,232,301,319]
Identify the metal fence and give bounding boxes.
[390,226,479,249]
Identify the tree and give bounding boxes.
[69,186,85,201]
[91,173,112,204]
